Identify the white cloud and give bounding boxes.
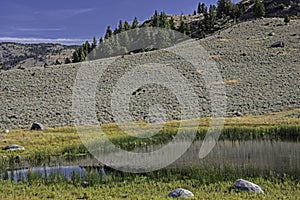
[0,37,88,45]
[14,27,65,32]
[36,8,96,19]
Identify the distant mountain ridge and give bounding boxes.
[0,43,77,70]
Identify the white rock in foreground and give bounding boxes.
[168,188,194,198]
[232,179,264,194]
[3,129,9,133]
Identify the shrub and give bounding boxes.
[254,0,265,18]
[284,15,290,25]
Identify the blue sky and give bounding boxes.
[0,0,218,45]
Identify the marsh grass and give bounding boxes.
[1,125,300,169]
[0,164,299,199]
[0,109,299,172]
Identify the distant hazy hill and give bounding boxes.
[0,43,77,70]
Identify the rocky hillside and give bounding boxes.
[0,17,299,129]
[241,0,300,18]
[0,43,76,70]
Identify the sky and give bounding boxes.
[0,0,219,45]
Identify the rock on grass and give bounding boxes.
[168,188,194,198]
[231,179,264,194]
[3,144,25,151]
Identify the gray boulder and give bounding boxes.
[268,32,275,36]
[3,144,25,151]
[30,122,45,131]
[231,179,264,194]
[271,41,284,48]
[233,111,243,117]
[168,188,194,198]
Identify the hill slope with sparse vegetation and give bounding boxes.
[0,16,299,129]
[0,43,76,70]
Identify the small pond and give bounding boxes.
[3,139,300,181]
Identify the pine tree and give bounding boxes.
[118,20,124,32]
[159,12,169,28]
[284,15,290,25]
[185,23,191,35]
[124,21,131,30]
[217,0,232,18]
[91,36,97,50]
[254,0,265,18]
[99,37,104,44]
[201,3,207,14]
[132,17,139,29]
[203,11,210,31]
[209,5,216,28]
[152,10,159,27]
[231,4,243,20]
[179,17,185,33]
[197,2,202,14]
[169,17,176,30]
[83,41,91,54]
[113,28,119,35]
[72,50,79,63]
[199,31,206,39]
[104,26,113,39]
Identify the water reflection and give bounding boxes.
[3,140,300,181]
[173,140,300,172]
[4,166,86,182]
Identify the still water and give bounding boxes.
[4,140,300,181]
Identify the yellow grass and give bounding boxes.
[0,108,299,158]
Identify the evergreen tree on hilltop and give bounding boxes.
[203,11,210,31]
[124,21,131,30]
[208,5,216,28]
[118,20,124,33]
[91,36,97,50]
[201,3,207,14]
[179,16,185,33]
[169,16,176,29]
[179,16,191,36]
[254,0,265,18]
[104,26,113,39]
[230,3,244,21]
[217,0,233,18]
[197,2,202,14]
[99,37,104,44]
[151,10,160,27]
[131,17,139,29]
[72,41,91,62]
[159,12,170,28]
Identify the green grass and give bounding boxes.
[0,110,299,199]
[0,168,299,199]
[0,115,299,166]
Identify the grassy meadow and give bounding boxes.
[0,109,299,199]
